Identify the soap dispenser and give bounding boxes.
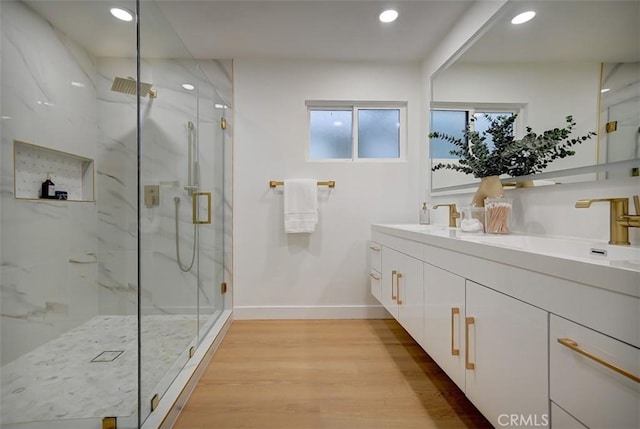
[419,202,430,225]
[40,173,56,199]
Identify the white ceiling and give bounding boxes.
[458,0,640,63]
[20,0,640,65]
[23,0,475,61]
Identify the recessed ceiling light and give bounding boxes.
[110,7,133,22]
[182,83,195,91]
[511,11,535,25]
[379,9,398,23]
[601,88,611,93]
[214,104,228,109]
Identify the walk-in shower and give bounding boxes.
[0,1,232,428]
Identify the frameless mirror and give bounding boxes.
[430,0,640,194]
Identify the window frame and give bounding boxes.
[306,100,407,162]
[429,102,525,160]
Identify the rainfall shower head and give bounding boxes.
[111,76,157,98]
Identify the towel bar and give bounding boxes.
[269,180,335,188]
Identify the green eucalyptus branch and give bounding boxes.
[429,114,596,178]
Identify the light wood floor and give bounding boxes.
[173,319,491,429]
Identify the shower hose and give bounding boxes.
[174,196,196,272]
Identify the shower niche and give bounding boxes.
[13,140,95,202]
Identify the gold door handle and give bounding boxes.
[451,308,460,356]
[192,192,212,224]
[391,270,397,301]
[465,317,475,370]
[396,273,403,305]
[370,272,381,280]
[369,245,380,251]
[557,338,640,383]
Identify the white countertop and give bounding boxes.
[372,224,640,298]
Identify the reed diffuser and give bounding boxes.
[485,197,512,234]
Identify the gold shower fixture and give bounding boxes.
[111,76,157,98]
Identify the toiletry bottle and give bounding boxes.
[419,202,430,225]
[40,173,56,199]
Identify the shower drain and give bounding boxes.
[91,351,124,362]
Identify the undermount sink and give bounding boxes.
[458,233,640,268]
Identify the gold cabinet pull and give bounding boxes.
[192,192,212,224]
[391,270,397,301]
[451,307,460,356]
[465,317,475,370]
[370,272,381,280]
[396,273,403,305]
[369,245,380,251]
[557,338,640,384]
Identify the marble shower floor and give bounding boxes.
[0,315,199,425]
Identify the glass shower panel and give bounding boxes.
[197,87,227,340]
[606,97,640,179]
[1,1,229,427]
[1,0,140,427]
[137,1,208,425]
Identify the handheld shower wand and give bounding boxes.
[175,120,198,272]
[184,121,198,195]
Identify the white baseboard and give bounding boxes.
[233,305,391,320]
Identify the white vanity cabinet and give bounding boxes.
[368,241,382,302]
[465,280,549,428]
[550,402,586,429]
[422,261,548,427]
[371,225,639,429]
[381,246,423,345]
[423,262,466,391]
[550,315,640,429]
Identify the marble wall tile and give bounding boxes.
[0,1,97,159]
[1,1,99,364]
[96,250,138,316]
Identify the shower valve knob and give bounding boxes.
[144,185,160,208]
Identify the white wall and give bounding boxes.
[233,58,421,319]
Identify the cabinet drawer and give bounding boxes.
[368,241,381,272]
[371,233,422,260]
[550,315,640,429]
[550,402,586,429]
[370,269,381,302]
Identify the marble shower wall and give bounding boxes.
[0,1,99,364]
[96,57,229,317]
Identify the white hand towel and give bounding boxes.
[284,179,318,233]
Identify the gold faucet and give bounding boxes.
[433,203,460,228]
[618,195,640,229]
[575,196,640,245]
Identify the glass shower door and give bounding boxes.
[137,2,224,425]
[137,2,198,424]
[196,83,227,341]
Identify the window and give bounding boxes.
[430,107,519,160]
[307,102,406,161]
